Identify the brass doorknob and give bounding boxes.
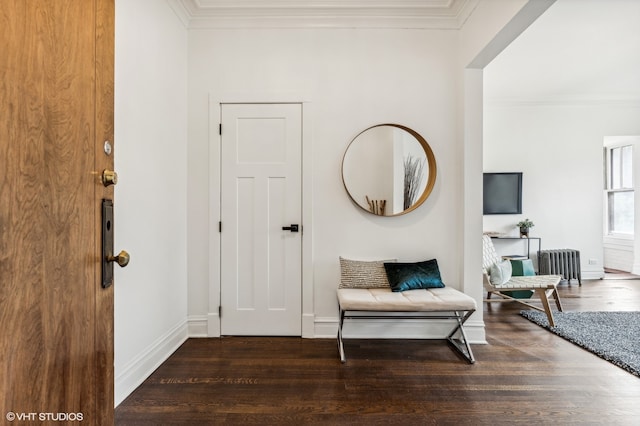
[108,250,130,267]
[102,169,118,187]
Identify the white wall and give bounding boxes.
[186,0,533,340]
[483,102,640,277]
[187,28,462,336]
[114,0,188,406]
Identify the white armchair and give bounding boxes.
[482,235,563,326]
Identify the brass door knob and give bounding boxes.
[102,169,118,187]
[108,250,130,267]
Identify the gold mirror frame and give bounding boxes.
[341,124,437,216]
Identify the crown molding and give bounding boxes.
[166,0,191,27]
[484,96,640,108]
[167,0,479,29]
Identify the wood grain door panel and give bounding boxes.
[0,0,114,422]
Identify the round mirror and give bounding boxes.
[341,124,436,216]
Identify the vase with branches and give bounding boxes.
[403,155,425,210]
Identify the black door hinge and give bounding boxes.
[219,221,222,232]
[219,124,222,135]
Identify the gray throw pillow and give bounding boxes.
[339,257,395,289]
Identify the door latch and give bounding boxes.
[282,224,299,232]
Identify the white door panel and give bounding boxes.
[221,103,302,335]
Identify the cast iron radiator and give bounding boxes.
[538,249,581,285]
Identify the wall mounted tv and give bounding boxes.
[483,172,522,215]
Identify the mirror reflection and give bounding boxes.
[342,124,436,216]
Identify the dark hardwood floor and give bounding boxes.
[115,278,640,425]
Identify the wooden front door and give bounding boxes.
[220,103,302,336]
[0,0,114,423]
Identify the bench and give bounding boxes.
[337,287,477,364]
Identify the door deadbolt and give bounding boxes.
[102,169,118,187]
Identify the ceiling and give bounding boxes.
[484,0,640,104]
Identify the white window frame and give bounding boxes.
[604,137,636,238]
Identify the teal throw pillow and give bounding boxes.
[383,259,445,292]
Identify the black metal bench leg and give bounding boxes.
[338,309,475,364]
[446,310,476,364]
[337,309,346,363]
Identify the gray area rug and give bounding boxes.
[520,310,640,377]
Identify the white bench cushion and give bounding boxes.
[337,287,477,312]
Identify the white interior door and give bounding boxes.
[220,103,302,335]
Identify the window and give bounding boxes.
[605,144,634,235]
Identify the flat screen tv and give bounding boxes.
[483,172,522,215]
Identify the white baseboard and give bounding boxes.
[115,320,188,407]
[314,316,338,339]
[187,315,209,337]
[187,312,221,337]
[581,266,605,280]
